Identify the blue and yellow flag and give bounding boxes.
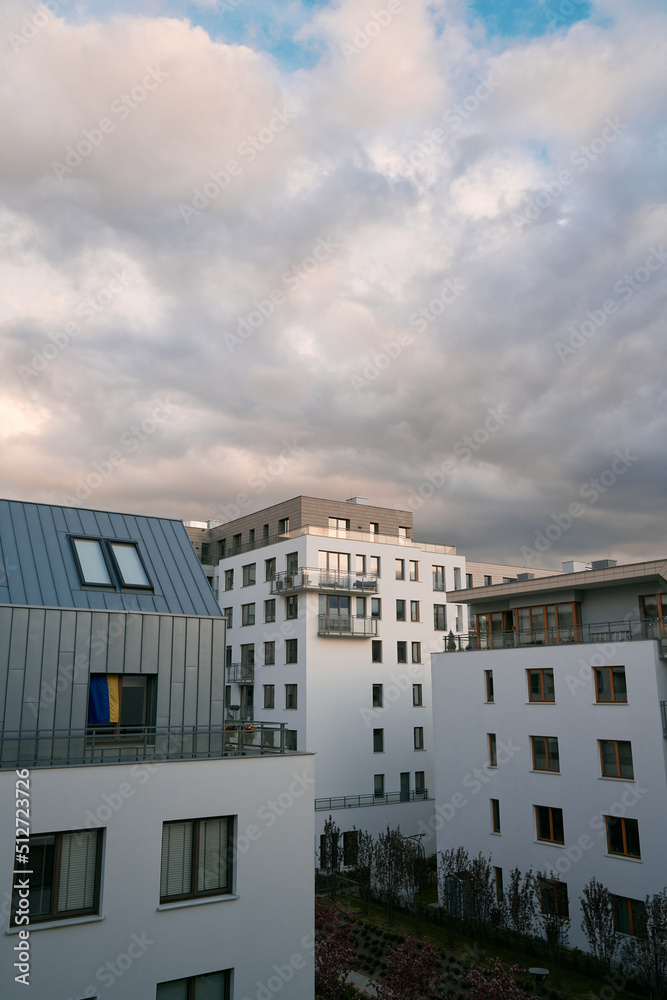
[88,674,120,724]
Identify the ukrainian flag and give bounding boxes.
[88,674,120,725]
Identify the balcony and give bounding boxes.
[225,705,254,723]
[443,617,667,652]
[270,567,378,595]
[317,614,378,637]
[315,789,429,811]
[225,524,455,559]
[662,702,667,738]
[225,662,254,683]
[0,723,292,769]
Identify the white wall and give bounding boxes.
[431,640,667,950]
[1,754,315,1000]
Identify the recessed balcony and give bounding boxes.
[225,662,254,683]
[271,567,378,595]
[317,614,378,637]
[444,617,667,651]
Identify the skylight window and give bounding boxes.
[71,538,112,586]
[70,536,152,590]
[109,542,151,588]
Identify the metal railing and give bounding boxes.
[315,789,429,811]
[225,706,254,722]
[443,618,667,651]
[317,614,379,637]
[270,567,379,594]
[661,702,667,739]
[225,662,254,683]
[0,723,291,769]
[223,524,455,559]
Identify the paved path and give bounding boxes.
[347,970,379,996]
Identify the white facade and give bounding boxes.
[1,755,315,999]
[212,524,467,848]
[431,562,667,951]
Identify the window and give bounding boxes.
[284,553,298,576]
[329,516,350,534]
[600,740,634,778]
[503,577,515,584]
[285,730,297,750]
[160,816,232,903]
[248,529,255,544]
[484,575,492,586]
[156,970,230,999]
[278,517,289,534]
[414,727,424,750]
[370,522,379,534]
[397,641,407,663]
[242,563,256,586]
[409,560,419,581]
[223,607,233,629]
[356,554,366,574]
[605,816,641,858]
[395,559,405,580]
[285,684,297,709]
[71,537,113,586]
[410,600,420,622]
[432,566,445,590]
[398,526,408,537]
[88,674,151,733]
[370,556,380,576]
[225,647,232,668]
[535,805,565,844]
[412,683,422,706]
[488,733,497,767]
[613,895,645,936]
[374,774,385,798]
[371,598,381,619]
[373,684,383,707]
[356,596,366,617]
[453,567,461,590]
[396,599,406,621]
[595,667,627,703]
[343,831,359,867]
[494,867,504,902]
[105,541,151,588]
[531,736,560,772]
[527,669,555,702]
[539,877,569,919]
[265,558,276,581]
[218,539,226,560]
[433,605,447,630]
[285,638,297,663]
[224,569,233,591]
[466,573,473,588]
[263,524,269,538]
[241,603,255,626]
[263,685,274,709]
[485,670,494,702]
[240,644,254,668]
[411,641,421,663]
[12,829,102,924]
[263,641,275,666]
[264,599,275,623]
[415,771,425,797]
[371,640,382,663]
[286,595,299,620]
[491,798,501,833]
[373,729,384,752]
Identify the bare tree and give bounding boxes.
[320,815,342,898]
[503,866,536,943]
[580,877,618,972]
[352,827,375,913]
[438,846,471,918]
[625,889,667,1000]
[375,826,406,925]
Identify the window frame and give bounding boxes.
[535,805,565,844]
[396,641,407,663]
[539,877,570,919]
[265,558,276,582]
[371,640,382,663]
[286,595,299,620]
[494,866,504,902]
[224,569,233,591]
[605,816,641,858]
[488,733,497,767]
[433,604,447,630]
[599,740,634,779]
[241,603,255,627]
[432,565,445,591]
[285,684,298,709]
[285,638,297,664]
[11,828,103,925]
[594,666,628,703]
[485,670,494,702]
[395,558,405,580]
[156,969,231,999]
[242,563,256,587]
[531,736,560,772]
[411,641,421,663]
[374,774,385,798]
[263,684,275,710]
[412,683,422,707]
[491,798,501,833]
[263,641,275,666]
[87,673,153,737]
[264,599,276,623]
[395,599,406,622]
[527,668,555,702]
[413,726,424,750]
[409,560,419,581]
[410,600,420,622]
[613,895,645,936]
[373,728,384,753]
[372,683,383,707]
[223,607,233,629]
[107,540,152,589]
[70,536,114,587]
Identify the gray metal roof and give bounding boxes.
[0,499,222,616]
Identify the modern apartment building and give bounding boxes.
[186,496,468,847]
[0,500,314,1000]
[431,559,667,950]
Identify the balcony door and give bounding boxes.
[319,594,351,631]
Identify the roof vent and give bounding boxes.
[516,573,535,581]
[346,497,370,505]
[562,560,592,573]
[591,559,617,570]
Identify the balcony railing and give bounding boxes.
[315,789,429,811]
[225,705,254,723]
[0,723,292,769]
[223,524,455,559]
[662,702,667,739]
[225,662,254,683]
[317,614,378,637]
[443,617,667,652]
[271,567,379,595]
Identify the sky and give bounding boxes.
[1,0,665,568]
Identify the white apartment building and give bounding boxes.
[0,500,314,1000]
[431,559,667,951]
[187,496,468,848]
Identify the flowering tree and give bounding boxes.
[315,900,356,1000]
[458,958,530,999]
[376,936,443,1000]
